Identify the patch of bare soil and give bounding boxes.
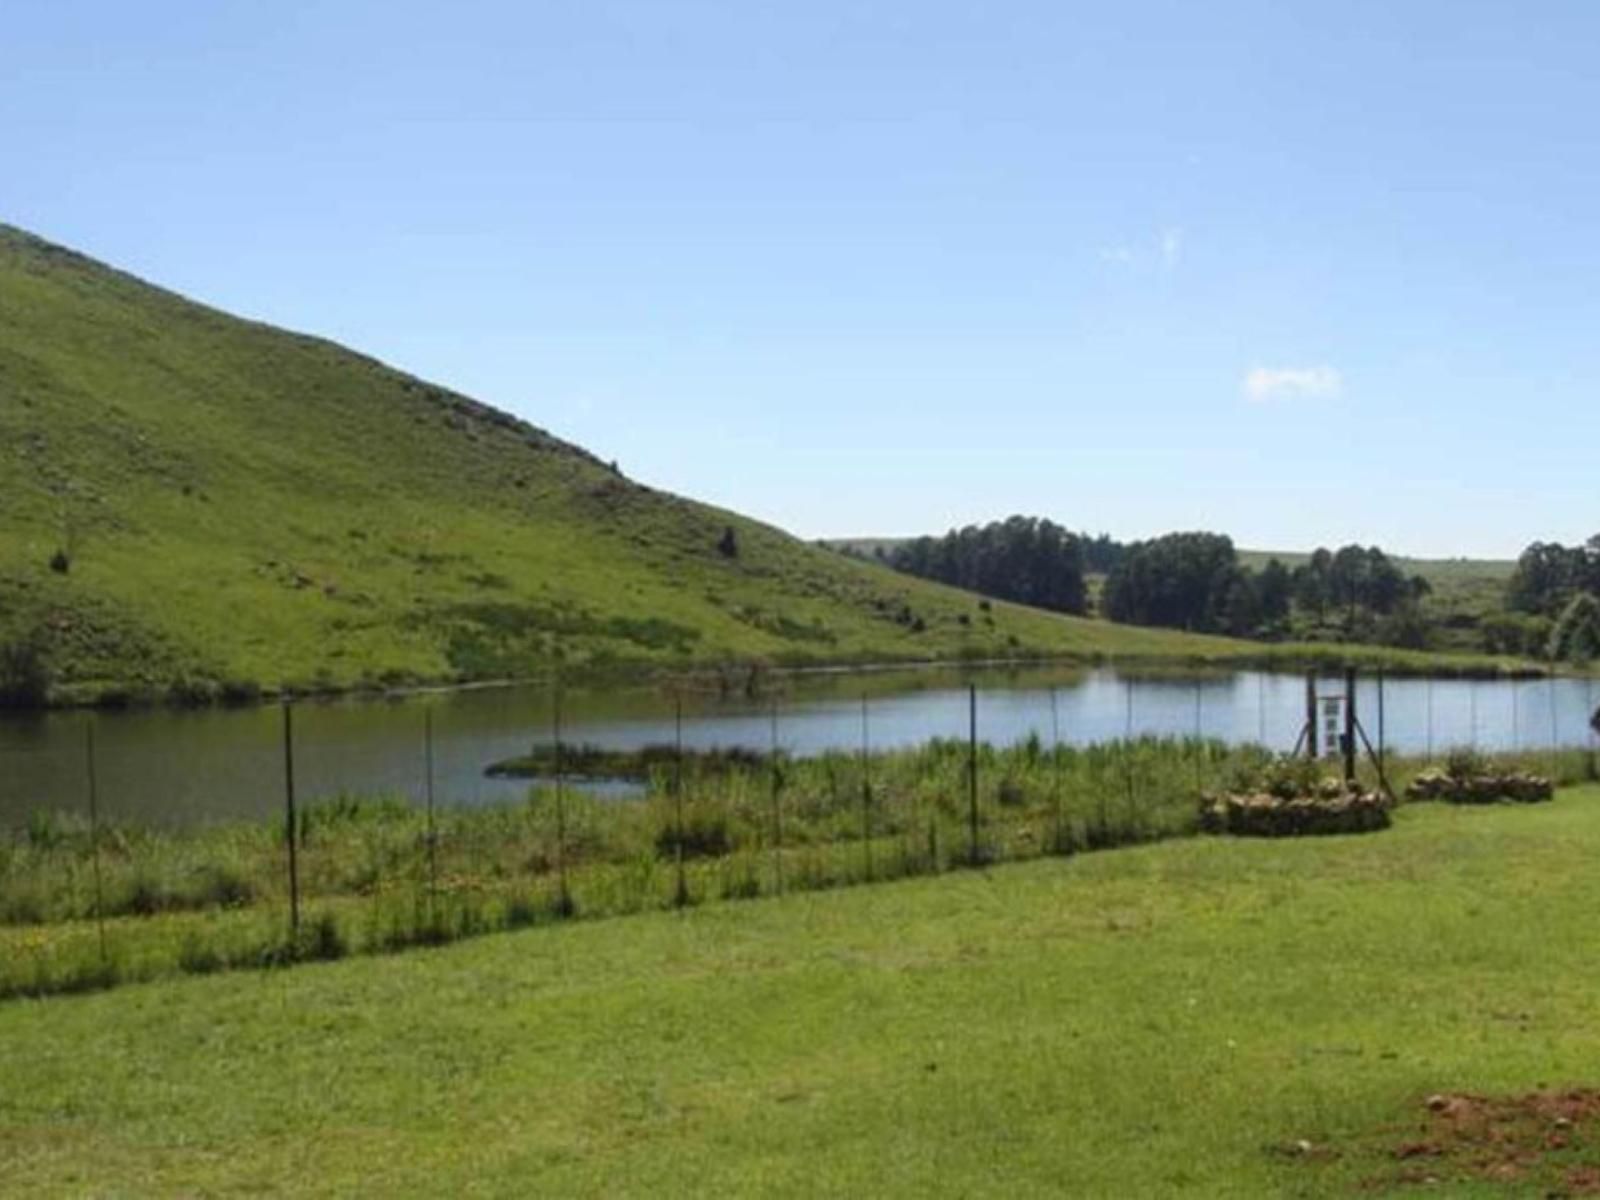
[1361,1089,1600,1194]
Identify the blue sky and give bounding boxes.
[4,1,1596,557]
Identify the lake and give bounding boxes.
[2,665,1596,829]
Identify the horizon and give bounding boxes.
[6,2,1597,559]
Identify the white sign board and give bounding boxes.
[1320,696,1344,758]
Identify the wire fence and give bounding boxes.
[3,670,1598,1000]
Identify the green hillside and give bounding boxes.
[1,224,1315,705]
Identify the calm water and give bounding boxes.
[2,666,1596,829]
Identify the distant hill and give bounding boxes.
[836,539,1515,612]
[1233,549,1514,602]
[0,225,1299,705]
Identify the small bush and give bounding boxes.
[0,888,47,924]
[298,913,347,962]
[196,865,255,909]
[1444,746,1491,781]
[218,679,263,705]
[178,935,224,975]
[52,958,120,996]
[997,778,1028,807]
[655,809,733,860]
[504,894,540,929]
[122,873,176,917]
[1260,756,1323,800]
[166,676,219,707]
[25,809,68,850]
[548,888,577,920]
[0,638,52,708]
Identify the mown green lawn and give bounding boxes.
[5,791,1600,1196]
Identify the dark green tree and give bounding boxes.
[1508,539,1593,615]
[1102,532,1240,632]
[886,516,1090,615]
[1256,558,1293,625]
[1549,593,1600,663]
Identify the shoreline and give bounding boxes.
[9,643,1564,718]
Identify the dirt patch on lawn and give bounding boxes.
[1364,1089,1600,1194]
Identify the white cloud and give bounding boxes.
[1242,365,1342,402]
[1097,227,1183,270]
[1160,227,1182,269]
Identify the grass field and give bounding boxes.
[0,225,1528,708]
[6,787,1600,1195]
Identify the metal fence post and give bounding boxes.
[673,693,688,908]
[554,684,571,916]
[1426,678,1434,761]
[1050,687,1063,854]
[1342,667,1357,789]
[1123,677,1136,837]
[966,684,979,865]
[859,695,872,882]
[1192,679,1203,797]
[1257,673,1265,745]
[1588,675,1598,781]
[770,698,783,893]
[84,720,107,968]
[1377,667,1386,774]
[1550,673,1560,781]
[424,708,438,912]
[283,698,300,942]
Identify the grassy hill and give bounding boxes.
[1,224,1325,706]
[7,790,1600,1194]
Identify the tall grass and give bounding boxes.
[4,737,1593,1000]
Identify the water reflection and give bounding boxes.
[2,666,1595,828]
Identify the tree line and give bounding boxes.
[1100,535,1429,641]
[874,517,1431,642]
[883,516,1093,615]
[1495,535,1600,661]
[866,518,1600,663]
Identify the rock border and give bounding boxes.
[1200,787,1393,837]
[1404,770,1553,805]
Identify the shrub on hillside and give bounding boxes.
[0,637,52,707]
